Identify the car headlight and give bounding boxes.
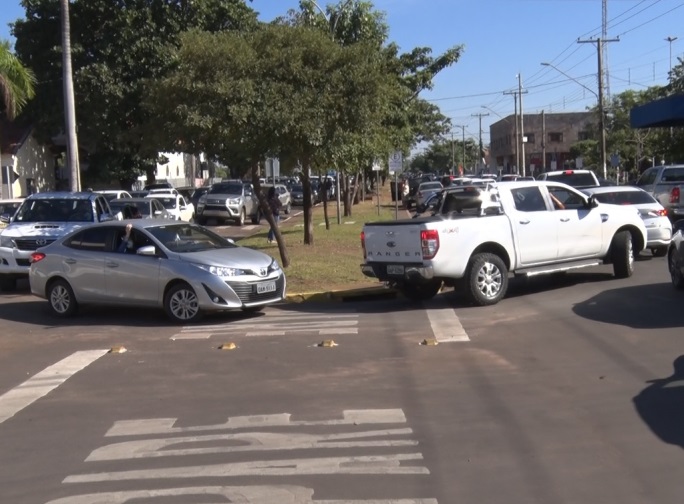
[227,198,240,205]
[268,259,281,273]
[0,235,15,248]
[194,263,246,277]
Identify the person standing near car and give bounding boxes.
[267,186,282,244]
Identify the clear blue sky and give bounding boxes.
[1,0,682,150]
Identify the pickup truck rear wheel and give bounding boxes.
[611,231,634,278]
[399,280,442,301]
[465,253,508,306]
[669,248,684,289]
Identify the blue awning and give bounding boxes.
[630,94,684,128]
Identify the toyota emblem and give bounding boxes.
[260,268,267,277]
[36,238,47,246]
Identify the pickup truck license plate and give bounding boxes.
[256,281,276,294]
[387,265,405,275]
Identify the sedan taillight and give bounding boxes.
[30,252,46,263]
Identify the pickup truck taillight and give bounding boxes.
[421,229,439,259]
[670,187,681,204]
[360,231,366,258]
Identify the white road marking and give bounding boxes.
[87,428,416,461]
[46,486,438,504]
[425,306,469,342]
[64,453,428,482]
[106,409,407,436]
[0,350,108,425]
[172,312,359,340]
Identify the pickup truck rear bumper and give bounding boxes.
[361,263,435,282]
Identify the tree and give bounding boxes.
[0,40,36,196]
[12,0,259,186]
[0,40,36,120]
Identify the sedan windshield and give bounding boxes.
[153,197,178,209]
[148,224,236,252]
[592,190,657,205]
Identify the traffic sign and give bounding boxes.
[389,151,403,172]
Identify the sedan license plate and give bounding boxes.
[256,281,276,294]
[387,265,404,275]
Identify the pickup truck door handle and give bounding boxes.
[519,219,530,225]
[601,214,609,223]
[560,217,570,222]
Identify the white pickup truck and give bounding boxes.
[360,181,647,306]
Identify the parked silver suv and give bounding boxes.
[195,181,259,226]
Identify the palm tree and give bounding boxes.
[0,40,35,198]
[0,40,36,120]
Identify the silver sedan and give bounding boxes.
[28,220,286,323]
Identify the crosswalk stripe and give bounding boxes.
[0,350,109,425]
[425,306,469,342]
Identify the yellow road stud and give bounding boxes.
[318,340,338,347]
[219,342,237,350]
[420,338,439,346]
[109,346,127,354]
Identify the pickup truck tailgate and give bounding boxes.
[363,222,423,262]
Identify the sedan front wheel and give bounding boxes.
[164,283,202,323]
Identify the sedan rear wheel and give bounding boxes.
[164,283,202,323]
[48,279,78,317]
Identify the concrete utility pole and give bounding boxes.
[666,36,678,78]
[504,90,519,172]
[517,74,527,177]
[578,36,619,180]
[541,110,546,172]
[451,132,455,175]
[455,125,466,173]
[471,112,489,172]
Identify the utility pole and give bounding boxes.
[579,36,619,180]
[517,74,527,177]
[504,90,519,172]
[451,132,455,175]
[471,113,489,173]
[541,110,546,172]
[666,36,678,78]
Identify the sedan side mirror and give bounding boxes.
[136,245,157,256]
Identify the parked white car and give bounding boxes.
[145,193,194,221]
[95,190,132,202]
[582,186,672,256]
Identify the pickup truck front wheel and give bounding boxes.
[611,231,634,278]
[465,253,508,306]
[399,280,442,301]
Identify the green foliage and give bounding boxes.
[0,39,36,119]
[12,0,258,182]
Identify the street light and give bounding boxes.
[666,36,678,77]
[541,61,606,179]
[481,105,510,123]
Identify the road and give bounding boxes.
[1,254,683,503]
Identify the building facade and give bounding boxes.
[1,119,56,198]
[489,111,596,176]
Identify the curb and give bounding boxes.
[284,286,398,303]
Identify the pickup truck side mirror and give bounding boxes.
[586,195,599,208]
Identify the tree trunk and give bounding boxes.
[300,157,314,245]
[60,0,80,192]
[322,179,330,230]
[251,161,290,267]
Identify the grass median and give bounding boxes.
[238,191,406,294]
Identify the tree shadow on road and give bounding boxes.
[572,282,684,329]
[633,355,684,449]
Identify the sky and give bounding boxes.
[1,0,682,151]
